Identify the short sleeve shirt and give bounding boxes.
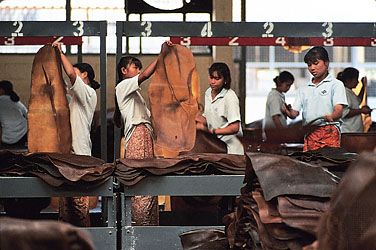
[0,95,28,144]
[115,75,152,146]
[69,76,97,156]
[204,88,244,155]
[341,88,363,133]
[263,88,287,130]
[292,73,348,126]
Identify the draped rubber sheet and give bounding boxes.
[149,44,199,158]
[28,45,71,154]
[0,150,114,187]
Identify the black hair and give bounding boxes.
[0,80,20,102]
[117,56,143,83]
[337,67,359,83]
[273,71,295,87]
[73,63,100,90]
[208,62,231,89]
[304,46,330,64]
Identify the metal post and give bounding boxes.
[100,21,108,162]
[239,0,246,125]
[114,22,123,160]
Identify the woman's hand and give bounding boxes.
[361,105,372,115]
[52,41,63,54]
[196,121,208,132]
[161,41,173,55]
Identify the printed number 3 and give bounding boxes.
[73,21,84,36]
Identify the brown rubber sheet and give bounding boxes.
[316,152,376,250]
[115,153,248,186]
[0,217,94,250]
[28,44,71,154]
[0,150,114,187]
[247,152,338,200]
[149,44,199,158]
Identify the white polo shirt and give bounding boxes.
[0,95,28,144]
[341,88,363,133]
[204,87,244,155]
[115,74,153,147]
[69,76,97,156]
[292,73,348,127]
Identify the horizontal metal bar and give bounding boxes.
[0,177,114,197]
[121,175,244,196]
[121,21,376,38]
[123,226,225,250]
[170,36,376,47]
[0,21,107,36]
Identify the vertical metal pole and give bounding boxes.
[65,0,71,55]
[77,45,82,63]
[114,22,123,160]
[100,21,108,162]
[239,0,246,125]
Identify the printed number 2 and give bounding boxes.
[11,21,23,37]
[228,37,239,46]
[262,22,274,37]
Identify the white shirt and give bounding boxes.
[341,88,363,133]
[0,95,28,144]
[69,76,97,156]
[115,75,153,147]
[292,73,348,127]
[263,88,287,130]
[204,87,244,155]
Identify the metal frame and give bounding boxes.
[119,175,244,250]
[0,21,108,162]
[119,21,376,38]
[0,176,117,250]
[115,21,376,157]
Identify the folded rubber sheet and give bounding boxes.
[247,152,339,201]
[0,150,114,187]
[115,152,248,186]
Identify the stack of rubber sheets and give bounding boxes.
[0,150,114,187]
[115,153,249,186]
[314,151,376,250]
[226,147,357,249]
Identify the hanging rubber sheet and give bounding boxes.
[28,44,71,154]
[149,44,199,158]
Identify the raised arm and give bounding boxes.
[52,42,76,85]
[138,41,173,84]
[138,58,158,84]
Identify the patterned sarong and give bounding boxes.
[59,196,90,227]
[304,125,340,151]
[125,124,159,226]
